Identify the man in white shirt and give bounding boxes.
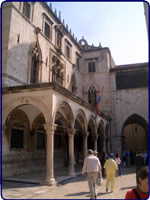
[82,149,102,199]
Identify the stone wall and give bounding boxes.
[110,70,148,153]
[2,2,82,89]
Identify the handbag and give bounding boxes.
[96,176,103,186]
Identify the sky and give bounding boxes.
[49,2,148,65]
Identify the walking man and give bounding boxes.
[82,149,101,199]
[104,153,118,193]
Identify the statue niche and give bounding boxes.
[52,56,64,85]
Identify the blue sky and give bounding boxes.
[50,2,148,65]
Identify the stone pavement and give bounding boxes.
[2,166,138,199]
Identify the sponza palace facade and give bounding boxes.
[2,2,148,185]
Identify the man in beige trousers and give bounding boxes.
[82,149,101,199]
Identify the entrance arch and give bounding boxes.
[122,114,148,153]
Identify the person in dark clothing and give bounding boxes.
[135,151,145,185]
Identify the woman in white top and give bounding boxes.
[115,153,122,176]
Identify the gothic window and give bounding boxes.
[11,128,24,148]
[88,62,95,73]
[30,44,39,84]
[22,2,31,20]
[88,85,97,107]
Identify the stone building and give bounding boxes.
[2,2,148,185]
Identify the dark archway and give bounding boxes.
[74,119,83,164]
[88,119,96,150]
[97,123,104,156]
[54,112,68,169]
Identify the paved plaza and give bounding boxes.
[1,166,138,199]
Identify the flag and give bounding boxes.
[94,86,104,120]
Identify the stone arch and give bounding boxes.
[5,108,30,150]
[74,109,88,163]
[75,109,88,131]
[53,101,74,128]
[3,96,51,128]
[28,38,42,84]
[52,101,74,170]
[122,113,148,154]
[87,115,97,130]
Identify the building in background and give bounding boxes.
[2,2,148,185]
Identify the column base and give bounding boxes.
[45,177,56,186]
[68,171,75,176]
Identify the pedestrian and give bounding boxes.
[135,151,145,185]
[125,166,149,199]
[104,153,118,193]
[115,153,122,176]
[82,149,101,199]
[106,152,110,160]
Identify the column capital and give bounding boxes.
[44,123,56,135]
[67,128,76,136]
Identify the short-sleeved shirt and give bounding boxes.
[104,158,118,174]
[82,155,101,174]
[125,187,149,199]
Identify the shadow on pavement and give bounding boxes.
[120,186,135,190]
[2,180,39,189]
[65,191,89,196]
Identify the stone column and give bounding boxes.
[44,123,56,186]
[83,132,89,159]
[67,128,75,176]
